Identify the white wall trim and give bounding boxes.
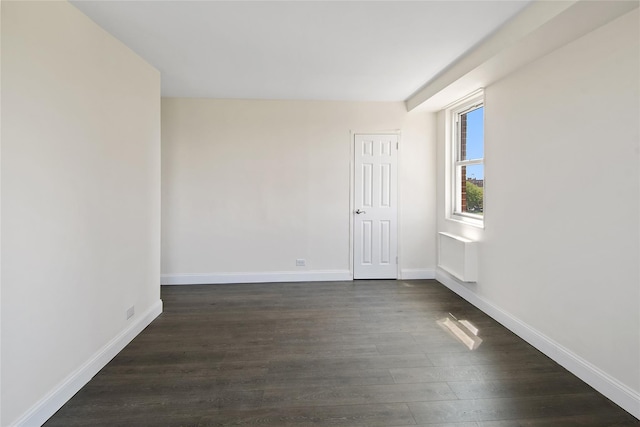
[161,270,353,285]
[435,268,640,420]
[399,269,436,280]
[12,300,164,427]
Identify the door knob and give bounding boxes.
[355,209,366,214]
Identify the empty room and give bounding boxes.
[1,0,639,426]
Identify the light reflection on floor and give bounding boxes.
[437,313,483,350]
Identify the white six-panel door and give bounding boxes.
[353,134,398,279]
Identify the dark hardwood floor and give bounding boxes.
[45,280,639,426]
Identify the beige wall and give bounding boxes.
[161,99,436,282]
[1,2,161,425]
[436,9,639,413]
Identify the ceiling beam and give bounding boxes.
[406,0,639,112]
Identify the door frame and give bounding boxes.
[349,131,402,280]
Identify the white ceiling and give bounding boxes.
[71,1,531,101]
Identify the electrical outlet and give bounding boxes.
[295,259,306,267]
[126,306,135,320]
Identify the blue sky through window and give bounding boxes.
[466,106,484,179]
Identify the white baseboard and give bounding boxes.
[13,300,164,427]
[161,270,353,285]
[399,268,436,280]
[435,268,640,420]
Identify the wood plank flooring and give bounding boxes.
[44,280,639,426]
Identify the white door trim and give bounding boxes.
[350,131,400,279]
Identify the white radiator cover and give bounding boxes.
[438,232,478,282]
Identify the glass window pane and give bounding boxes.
[460,106,483,161]
[461,164,484,214]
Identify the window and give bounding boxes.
[449,92,484,225]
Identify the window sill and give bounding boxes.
[447,214,484,229]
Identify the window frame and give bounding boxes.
[447,91,485,227]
